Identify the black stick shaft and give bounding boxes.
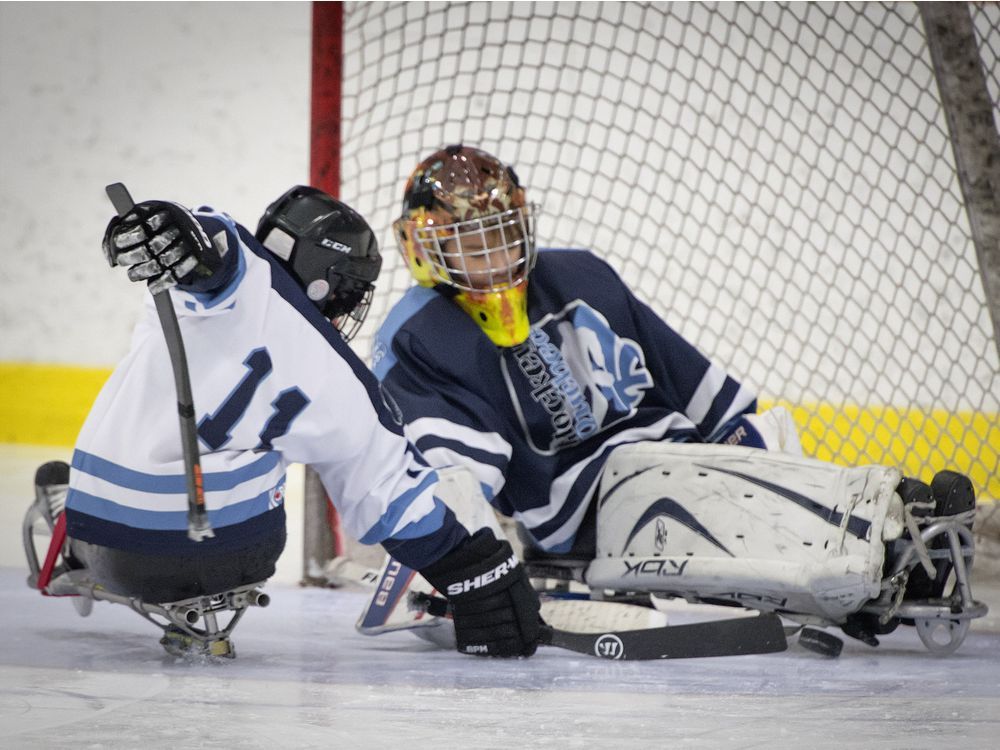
[413,592,786,660]
[105,183,213,541]
[537,614,787,660]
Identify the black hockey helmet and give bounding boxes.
[256,186,382,342]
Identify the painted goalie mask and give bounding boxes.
[393,145,537,347]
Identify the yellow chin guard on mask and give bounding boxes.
[394,145,538,347]
[453,284,530,347]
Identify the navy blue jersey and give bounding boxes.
[373,248,757,553]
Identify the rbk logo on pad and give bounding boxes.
[501,301,653,454]
[623,496,733,557]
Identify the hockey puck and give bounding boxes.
[798,627,843,658]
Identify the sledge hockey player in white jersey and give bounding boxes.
[23,185,541,659]
[358,145,986,656]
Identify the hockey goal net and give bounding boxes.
[304,1,1000,578]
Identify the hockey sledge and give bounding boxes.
[24,483,269,659]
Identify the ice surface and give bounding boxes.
[3,445,999,749]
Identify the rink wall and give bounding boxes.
[0,2,310,452]
[0,4,996,504]
[0,2,312,368]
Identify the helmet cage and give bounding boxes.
[311,250,380,342]
[326,281,374,344]
[409,203,537,294]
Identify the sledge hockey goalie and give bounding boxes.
[342,144,986,652]
[345,144,986,656]
[348,441,986,656]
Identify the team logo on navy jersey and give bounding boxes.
[502,301,653,454]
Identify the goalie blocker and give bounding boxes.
[582,442,986,654]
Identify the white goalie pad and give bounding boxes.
[586,442,904,623]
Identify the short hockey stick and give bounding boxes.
[329,556,670,635]
[105,183,213,542]
[539,613,787,660]
[412,591,788,661]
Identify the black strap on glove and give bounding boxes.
[421,529,542,657]
[103,201,219,294]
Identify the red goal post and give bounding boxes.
[304,1,1000,582]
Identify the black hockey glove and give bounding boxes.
[420,529,542,657]
[103,201,219,294]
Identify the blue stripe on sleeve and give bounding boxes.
[526,455,608,551]
[696,377,751,437]
[412,434,508,475]
[72,449,281,494]
[187,237,247,309]
[358,469,442,544]
[173,210,246,303]
[381,505,470,570]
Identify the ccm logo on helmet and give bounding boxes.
[446,554,519,596]
[319,238,351,253]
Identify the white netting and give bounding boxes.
[335,2,999,526]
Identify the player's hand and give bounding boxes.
[420,529,541,657]
[103,201,213,294]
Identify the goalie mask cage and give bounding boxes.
[303,0,1000,581]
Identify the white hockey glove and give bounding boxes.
[103,200,219,294]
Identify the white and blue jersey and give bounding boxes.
[66,208,467,569]
[372,249,758,554]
